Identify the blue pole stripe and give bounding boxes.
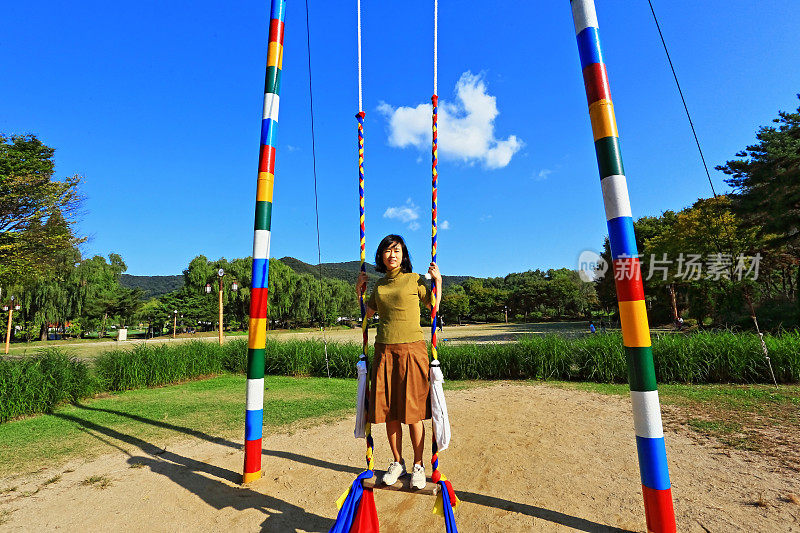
[252,258,270,289]
[260,119,278,147]
[270,0,286,23]
[245,409,264,441]
[635,436,671,490]
[607,216,639,259]
[576,27,603,70]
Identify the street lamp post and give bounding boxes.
[172,310,178,339]
[3,297,21,354]
[217,269,224,345]
[504,305,508,324]
[211,269,238,346]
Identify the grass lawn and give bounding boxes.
[0,374,480,478]
[0,375,359,477]
[547,381,800,470]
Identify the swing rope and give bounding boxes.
[332,2,456,530]
[356,0,374,475]
[429,2,458,527]
[357,110,373,472]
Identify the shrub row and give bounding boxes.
[2,332,798,423]
[0,349,95,423]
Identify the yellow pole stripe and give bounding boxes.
[248,317,268,348]
[256,172,275,202]
[242,471,262,483]
[588,99,619,142]
[618,300,652,347]
[267,42,283,69]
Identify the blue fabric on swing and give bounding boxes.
[329,470,374,533]
[439,480,458,533]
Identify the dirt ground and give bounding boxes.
[2,383,799,532]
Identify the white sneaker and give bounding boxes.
[382,461,406,486]
[410,463,426,490]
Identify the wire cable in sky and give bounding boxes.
[304,0,330,377]
[648,0,717,198]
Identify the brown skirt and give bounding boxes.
[369,340,431,424]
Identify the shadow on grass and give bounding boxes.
[63,403,635,532]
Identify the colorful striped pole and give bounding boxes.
[243,0,285,485]
[569,1,676,531]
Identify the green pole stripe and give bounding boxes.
[265,66,282,96]
[254,201,272,231]
[247,348,266,379]
[594,136,624,179]
[625,346,658,392]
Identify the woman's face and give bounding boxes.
[382,241,403,270]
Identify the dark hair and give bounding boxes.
[375,234,413,274]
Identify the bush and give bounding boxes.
[3,330,798,425]
[95,340,226,391]
[0,349,96,423]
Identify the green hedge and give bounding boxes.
[0,349,96,423]
[2,332,799,423]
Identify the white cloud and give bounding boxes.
[535,168,553,181]
[440,220,450,230]
[378,72,523,169]
[286,144,299,152]
[383,198,421,231]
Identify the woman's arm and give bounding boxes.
[427,262,442,314]
[356,271,377,318]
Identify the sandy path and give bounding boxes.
[2,383,798,532]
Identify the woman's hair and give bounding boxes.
[375,234,413,273]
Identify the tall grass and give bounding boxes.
[95,341,227,391]
[2,331,798,423]
[0,349,96,423]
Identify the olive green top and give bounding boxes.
[367,267,432,344]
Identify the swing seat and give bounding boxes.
[362,472,439,496]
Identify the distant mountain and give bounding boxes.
[279,257,471,288]
[120,274,184,299]
[279,257,379,283]
[122,258,472,300]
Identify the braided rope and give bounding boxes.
[356,110,374,473]
[429,91,442,487]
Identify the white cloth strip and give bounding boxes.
[601,174,633,221]
[430,363,451,451]
[246,378,265,411]
[253,230,271,260]
[631,390,664,438]
[571,0,599,35]
[354,358,368,438]
[262,93,280,121]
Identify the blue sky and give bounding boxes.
[3,1,799,278]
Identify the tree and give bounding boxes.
[440,284,469,325]
[717,96,800,316]
[0,134,84,286]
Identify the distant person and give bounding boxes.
[437,316,444,332]
[677,316,684,330]
[599,319,607,333]
[589,321,596,334]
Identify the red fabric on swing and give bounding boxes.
[350,488,379,532]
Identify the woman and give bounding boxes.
[356,234,442,490]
